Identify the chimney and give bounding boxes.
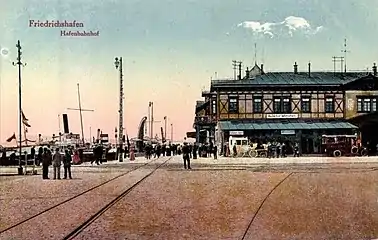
[245,67,250,78]
[294,62,298,74]
[308,62,311,77]
[373,63,377,76]
[260,64,264,74]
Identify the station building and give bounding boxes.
[189,62,378,154]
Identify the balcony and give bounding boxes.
[201,91,215,97]
[194,116,216,125]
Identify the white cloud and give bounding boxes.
[0,47,10,59]
[238,16,324,38]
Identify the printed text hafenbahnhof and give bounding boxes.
[29,20,84,28]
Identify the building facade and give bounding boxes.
[190,62,378,154]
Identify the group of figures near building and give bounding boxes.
[143,142,218,159]
[221,140,300,158]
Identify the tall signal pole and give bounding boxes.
[67,83,94,145]
[114,57,124,162]
[12,40,26,175]
[341,38,350,73]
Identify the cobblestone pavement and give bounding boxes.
[1,155,378,239]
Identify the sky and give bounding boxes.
[1,0,378,145]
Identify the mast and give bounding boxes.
[67,83,94,145]
[77,83,85,144]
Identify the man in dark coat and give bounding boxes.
[182,142,191,170]
[192,143,198,159]
[42,148,51,179]
[213,145,218,159]
[31,146,35,163]
[63,149,73,179]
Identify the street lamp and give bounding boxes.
[149,102,154,140]
[114,57,124,162]
[171,123,173,143]
[164,116,167,142]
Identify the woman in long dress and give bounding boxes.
[72,150,81,164]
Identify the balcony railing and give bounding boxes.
[194,116,216,124]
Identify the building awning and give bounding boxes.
[218,119,358,131]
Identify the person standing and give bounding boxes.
[182,142,191,170]
[233,144,237,157]
[192,143,198,159]
[42,148,51,179]
[63,149,73,179]
[52,148,62,180]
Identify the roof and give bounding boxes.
[218,119,358,131]
[211,72,368,88]
[195,100,210,114]
[196,100,205,109]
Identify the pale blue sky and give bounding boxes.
[1,0,378,143]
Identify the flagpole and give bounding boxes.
[13,40,26,175]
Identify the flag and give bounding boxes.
[21,110,28,121]
[21,110,31,127]
[6,133,16,142]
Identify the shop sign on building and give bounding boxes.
[229,131,244,136]
[266,114,299,119]
[281,130,296,135]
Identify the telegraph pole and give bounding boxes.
[232,60,237,80]
[12,40,26,175]
[67,83,94,145]
[114,57,124,162]
[341,38,350,73]
[332,56,344,76]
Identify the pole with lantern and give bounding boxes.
[114,57,124,162]
[114,127,118,161]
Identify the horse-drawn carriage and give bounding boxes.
[228,136,268,158]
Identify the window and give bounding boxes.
[228,97,238,113]
[283,98,291,113]
[373,99,377,112]
[357,97,378,113]
[301,97,311,113]
[273,98,282,113]
[253,98,262,113]
[212,100,216,114]
[325,97,334,113]
[357,98,362,112]
[273,98,291,113]
[363,99,371,112]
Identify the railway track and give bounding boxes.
[63,156,172,239]
[0,157,168,237]
[241,172,294,240]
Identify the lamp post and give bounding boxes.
[115,127,118,161]
[164,116,167,142]
[114,57,124,162]
[171,123,173,143]
[149,102,154,140]
[12,40,26,175]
